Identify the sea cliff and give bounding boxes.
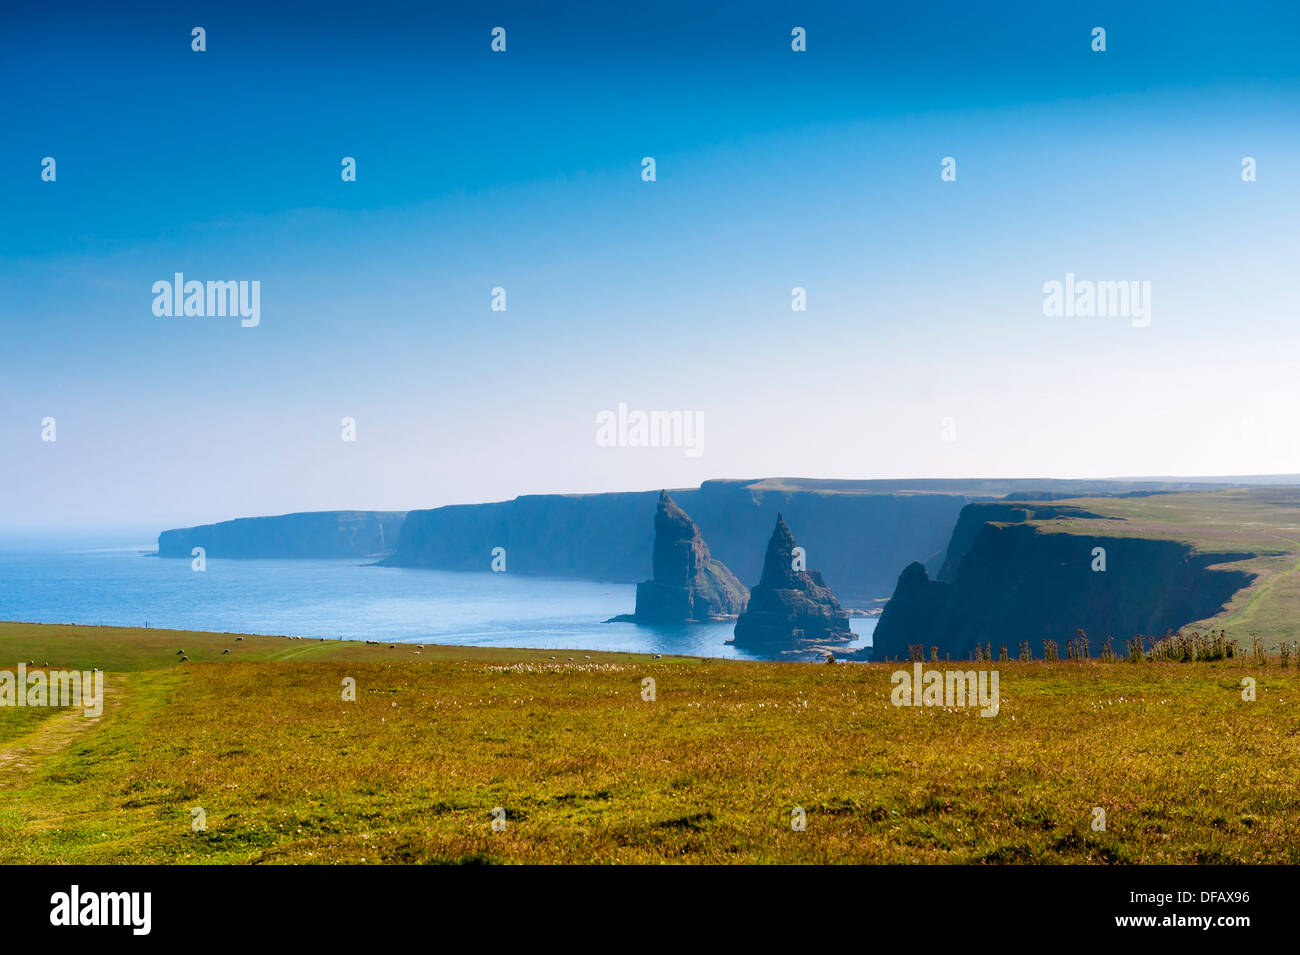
[384,479,980,602]
[157,511,406,559]
[872,521,1255,661]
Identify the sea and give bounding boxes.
[0,544,875,661]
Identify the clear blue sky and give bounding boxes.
[2,0,1299,533]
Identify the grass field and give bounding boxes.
[1,621,1297,864]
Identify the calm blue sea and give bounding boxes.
[0,546,875,661]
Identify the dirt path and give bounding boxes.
[0,679,116,785]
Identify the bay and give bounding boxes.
[0,546,874,661]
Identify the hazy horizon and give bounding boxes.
[7,471,1300,541]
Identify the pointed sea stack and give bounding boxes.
[731,514,854,650]
[615,491,747,622]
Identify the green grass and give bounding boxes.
[2,623,1297,864]
[0,620,671,671]
[0,704,59,746]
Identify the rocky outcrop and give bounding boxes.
[872,522,1256,661]
[613,492,747,622]
[385,480,986,602]
[730,515,854,650]
[157,511,406,559]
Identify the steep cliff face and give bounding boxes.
[388,491,661,580]
[872,522,1256,661]
[622,492,747,622]
[936,502,1107,581]
[731,515,853,649]
[387,480,977,602]
[157,511,406,559]
[159,479,1243,596]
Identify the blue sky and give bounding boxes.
[2,0,1299,533]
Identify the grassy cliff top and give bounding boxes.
[534,476,1271,500]
[0,621,682,673]
[714,476,1274,496]
[1004,487,1300,647]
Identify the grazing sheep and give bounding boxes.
[236,636,244,641]
[222,649,230,654]
[179,656,189,663]
[176,650,184,655]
